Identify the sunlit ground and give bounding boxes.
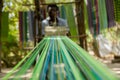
[106,63,120,78]
[0,68,33,80]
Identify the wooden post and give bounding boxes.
[34,0,42,46]
[0,0,3,73]
[75,0,87,50]
[40,0,46,19]
[33,10,36,46]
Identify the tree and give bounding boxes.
[1,0,34,68]
[0,0,3,73]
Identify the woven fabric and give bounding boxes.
[64,4,78,39]
[105,0,116,27]
[98,0,108,31]
[87,0,99,37]
[60,5,66,19]
[19,11,35,47]
[87,0,109,37]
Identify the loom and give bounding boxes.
[45,26,69,36]
[2,0,120,79]
[2,35,119,80]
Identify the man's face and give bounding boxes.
[48,7,58,18]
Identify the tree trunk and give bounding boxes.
[0,0,3,73]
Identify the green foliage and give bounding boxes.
[3,0,34,12]
[1,33,21,67]
[1,0,34,68]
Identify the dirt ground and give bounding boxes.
[106,63,120,78]
[101,59,120,78]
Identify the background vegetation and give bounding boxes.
[1,0,34,67]
[1,0,120,68]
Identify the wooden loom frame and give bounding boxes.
[33,0,87,50]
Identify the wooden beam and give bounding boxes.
[34,0,44,45]
[75,0,87,50]
[36,35,87,39]
[23,1,81,6]
[41,1,81,5]
[0,0,3,73]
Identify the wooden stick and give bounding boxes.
[75,0,87,50]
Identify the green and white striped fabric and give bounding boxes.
[3,36,119,80]
[64,4,78,40]
[59,4,78,37]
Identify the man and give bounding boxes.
[36,4,69,65]
[41,4,69,36]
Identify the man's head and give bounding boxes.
[47,4,59,19]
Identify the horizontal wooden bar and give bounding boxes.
[40,1,81,5]
[22,1,82,6]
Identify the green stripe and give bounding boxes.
[31,38,50,80]
[2,39,45,80]
[98,0,108,31]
